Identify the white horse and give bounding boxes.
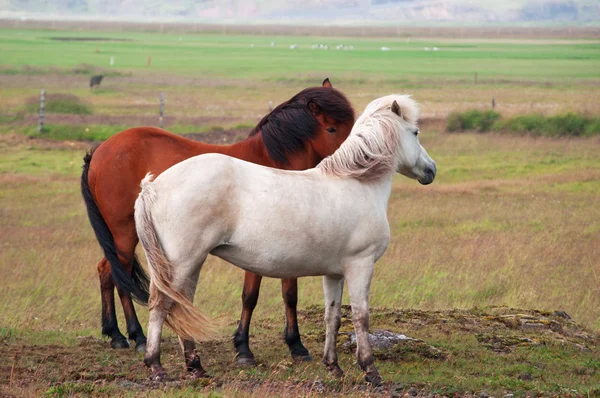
[134,94,436,384]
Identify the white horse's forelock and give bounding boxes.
[318,95,419,180]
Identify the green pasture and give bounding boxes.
[1,29,600,82]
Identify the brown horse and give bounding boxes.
[80,79,355,367]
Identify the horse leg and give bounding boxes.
[281,278,311,361]
[116,285,146,352]
[98,258,129,349]
[322,275,344,377]
[177,265,209,378]
[346,264,381,386]
[233,272,262,365]
[114,234,147,352]
[144,285,170,382]
[179,338,209,378]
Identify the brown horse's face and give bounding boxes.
[309,113,355,160]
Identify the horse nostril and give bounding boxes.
[426,166,436,179]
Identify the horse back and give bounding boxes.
[85,127,222,213]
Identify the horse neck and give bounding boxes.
[220,130,321,170]
[209,133,274,167]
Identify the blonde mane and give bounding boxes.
[318,95,419,181]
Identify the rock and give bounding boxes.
[115,379,142,390]
[343,329,446,360]
[552,310,571,319]
[350,329,416,350]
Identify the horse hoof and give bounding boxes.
[292,353,312,362]
[111,338,131,349]
[364,371,382,386]
[326,364,344,378]
[149,370,168,382]
[135,343,146,354]
[236,355,256,366]
[188,368,212,379]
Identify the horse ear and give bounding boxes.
[308,99,321,115]
[391,100,402,118]
[322,78,332,88]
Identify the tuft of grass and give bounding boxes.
[495,113,600,137]
[446,110,500,133]
[448,110,600,137]
[0,112,24,124]
[26,124,126,141]
[24,94,92,115]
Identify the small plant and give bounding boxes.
[25,93,92,115]
[26,124,126,141]
[446,110,500,133]
[448,110,600,137]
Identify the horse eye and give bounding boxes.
[327,127,337,133]
[414,129,419,136]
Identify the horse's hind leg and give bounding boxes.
[322,275,344,377]
[117,285,146,352]
[346,262,381,385]
[114,233,147,351]
[233,272,262,365]
[98,258,129,349]
[177,265,209,378]
[281,278,311,361]
[144,293,170,382]
[179,338,209,378]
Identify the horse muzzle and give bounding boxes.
[418,163,436,185]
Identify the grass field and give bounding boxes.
[1,26,600,396]
[2,29,600,81]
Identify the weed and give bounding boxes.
[446,110,500,132]
[25,124,124,141]
[448,110,600,137]
[24,94,92,115]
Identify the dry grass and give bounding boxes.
[2,74,600,135]
[1,130,599,334]
[1,126,600,396]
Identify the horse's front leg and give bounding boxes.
[234,272,262,365]
[346,263,381,385]
[322,275,344,377]
[281,278,311,361]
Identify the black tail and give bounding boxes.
[81,146,150,305]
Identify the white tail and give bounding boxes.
[134,173,216,341]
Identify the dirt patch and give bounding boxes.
[21,113,237,128]
[0,306,598,397]
[0,125,252,152]
[0,132,89,151]
[301,305,598,354]
[185,127,251,144]
[4,20,600,39]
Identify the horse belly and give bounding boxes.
[210,243,342,279]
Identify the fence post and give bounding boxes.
[38,89,45,133]
[159,92,165,128]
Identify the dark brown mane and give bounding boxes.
[249,87,355,164]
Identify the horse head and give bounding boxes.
[385,96,437,185]
[251,79,355,166]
